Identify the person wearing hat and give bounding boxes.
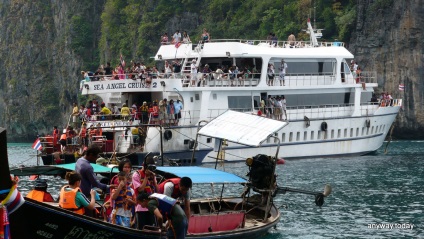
[140,101,149,124]
[132,156,158,229]
[190,59,198,86]
[26,179,55,202]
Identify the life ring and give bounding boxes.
[365,119,371,128]
[321,122,328,131]
[164,130,172,140]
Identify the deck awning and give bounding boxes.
[198,110,287,147]
[156,166,246,184]
[9,163,116,176]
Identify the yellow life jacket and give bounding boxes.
[59,186,85,215]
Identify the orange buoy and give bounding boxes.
[277,158,285,164]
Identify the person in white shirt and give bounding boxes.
[190,59,197,86]
[172,30,182,43]
[279,60,288,86]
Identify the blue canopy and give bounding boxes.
[10,163,119,176]
[156,166,247,184]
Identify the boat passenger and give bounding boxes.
[158,177,192,220]
[137,192,188,239]
[287,32,296,47]
[26,179,55,202]
[59,129,67,153]
[75,145,114,216]
[182,31,190,43]
[201,28,210,43]
[79,123,88,147]
[279,60,287,86]
[59,171,96,215]
[161,33,169,45]
[72,103,80,130]
[173,99,183,125]
[132,157,158,230]
[110,172,135,227]
[140,101,149,124]
[190,59,197,86]
[121,103,131,120]
[167,100,176,125]
[100,103,112,117]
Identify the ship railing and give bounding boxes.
[182,72,261,87]
[267,72,336,86]
[354,71,377,84]
[181,39,345,48]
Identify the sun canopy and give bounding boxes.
[9,163,118,176]
[198,110,287,147]
[156,166,246,184]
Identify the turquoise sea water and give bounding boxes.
[6,141,424,238]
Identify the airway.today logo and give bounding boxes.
[368,223,414,230]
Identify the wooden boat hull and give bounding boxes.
[9,197,280,239]
[9,198,162,239]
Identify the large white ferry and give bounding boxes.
[75,20,401,164]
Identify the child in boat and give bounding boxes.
[59,171,96,215]
[26,179,55,202]
[110,172,135,228]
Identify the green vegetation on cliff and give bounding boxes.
[98,0,356,66]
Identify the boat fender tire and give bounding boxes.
[188,140,197,150]
[365,119,371,128]
[164,130,172,140]
[321,122,328,131]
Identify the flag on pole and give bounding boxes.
[398,84,404,91]
[120,54,125,67]
[32,139,42,151]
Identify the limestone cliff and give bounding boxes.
[0,0,105,141]
[350,0,424,139]
[0,0,423,141]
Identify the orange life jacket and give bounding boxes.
[80,128,87,138]
[60,133,67,140]
[26,190,55,202]
[59,186,85,215]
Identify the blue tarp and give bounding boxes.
[156,166,247,184]
[10,163,118,176]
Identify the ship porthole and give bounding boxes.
[164,130,172,140]
[321,122,328,131]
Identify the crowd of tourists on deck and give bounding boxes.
[26,145,191,238]
[46,97,183,154]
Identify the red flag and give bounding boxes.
[32,139,43,151]
[398,84,404,91]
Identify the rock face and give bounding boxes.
[0,0,104,141]
[0,0,422,141]
[350,0,424,139]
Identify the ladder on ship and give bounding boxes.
[181,43,202,87]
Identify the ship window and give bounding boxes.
[282,133,286,142]
[271,58,336,75]
[344,129,347,137]
[289,132,293,142]
[195,94,200,100]
[366,127,369,135]
[371,126,374,134]
[337,129,341,138]
[296,132,300,141]
[311,131,315,140]
[356,128,359,136]
[304,131,307,140]
[228,96,252,111]
[190,97,193,102]
[318,130,322,139]
[274,133,278,143]
[331,130,334,139]
[350,128,353,137]
[383,125,386,132]
[362,127,365,136]
[213,94,217,100]
[207,138,212,143]
[285,92,354,107]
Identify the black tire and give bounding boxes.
[321,122,328,131]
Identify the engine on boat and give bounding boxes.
[245,154,276,190]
